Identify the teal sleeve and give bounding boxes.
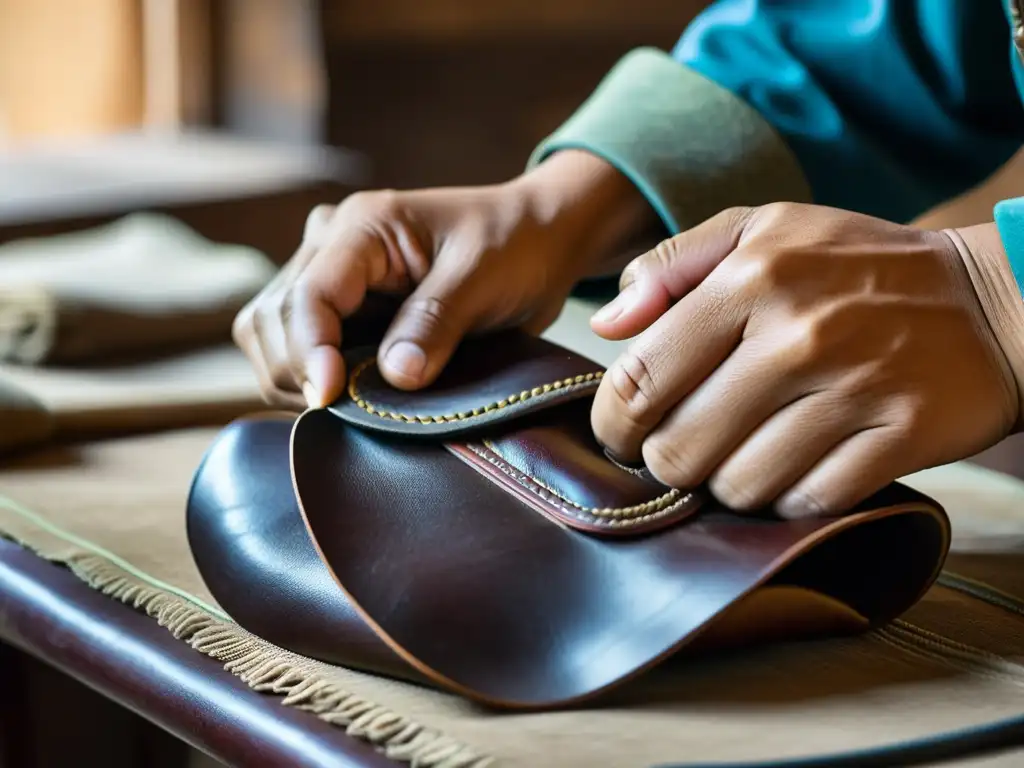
[995,197,1024,301]
[678,0,1024,225]
[530,0,1024,235]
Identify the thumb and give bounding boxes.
[376,268,482,390]
[590,206,755,340]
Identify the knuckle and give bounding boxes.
[893,396,929,436]
[646,238,680,273]
[718,205,758,231]
[231,303,254,345]
[341,188,400,220]
[278,288,296,327]
[724,248,772,296]
[757,201,801,224]
[642,436,704,489]
[781,318,826,370]
[398,295,454,337]
[304,203,337,241]
[621,236,680,288]
[608,350,659,423]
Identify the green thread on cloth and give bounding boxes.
[0,493,230,620]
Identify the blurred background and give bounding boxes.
[0,0,705,262]
[3,4,1024,766]
[1,5,716,766]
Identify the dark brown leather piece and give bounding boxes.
[0,538,394,768]
[185,414,418,682]
[187,331,952,711]
[329,331,603,437]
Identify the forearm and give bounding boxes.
[956,212,1024,430]
[511,149,665,278]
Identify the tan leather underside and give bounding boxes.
[692,585,869,653]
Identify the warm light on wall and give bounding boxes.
[0,0,145,143]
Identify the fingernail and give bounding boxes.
[302,381,323,409]
[592,284,637,325]
[383,341,427,381]
[777,491,825,519]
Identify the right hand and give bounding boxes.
[232,150,656,410]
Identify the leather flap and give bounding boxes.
[324,331,703,535]
[328,331,605,438]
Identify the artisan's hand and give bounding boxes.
[589,203,1023,518]
[233,150,656,409]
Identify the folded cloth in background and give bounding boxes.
[0,378,52,453]
[0,213,277,365]
[0,213,280,455]
[0,344,265,451]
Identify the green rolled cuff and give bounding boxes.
[528,47,812,235]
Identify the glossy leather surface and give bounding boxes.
[188,333,952,710]
[330,331,603,437]
[0,537,394,768]
[186,414,420,682]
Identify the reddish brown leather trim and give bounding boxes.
[449,441,703,536]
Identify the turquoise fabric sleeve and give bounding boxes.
[995,197,1024,300]
[532,0,1024,234]
[676,0,1024,224]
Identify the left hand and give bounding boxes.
[588,203,1021,518]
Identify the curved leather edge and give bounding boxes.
[328,332,605,438]
[289,407,952,710]
[185,412,419,683]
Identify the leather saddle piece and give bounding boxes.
[187,331,952,710]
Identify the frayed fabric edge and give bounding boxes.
[0,519,494,768]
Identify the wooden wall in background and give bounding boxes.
[319,0,706,189]
[0,0,708,189]
[0,0,144,143]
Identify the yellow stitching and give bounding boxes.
[346,358,604,423]
[477,440,690,523]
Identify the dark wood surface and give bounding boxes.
[0,537,395,768]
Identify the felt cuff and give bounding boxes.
[528,47,812,234]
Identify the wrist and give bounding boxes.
[509,149,662,276]
[947,223,1024,429]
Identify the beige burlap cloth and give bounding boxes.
[1,429,1024,768]
[2,296,1024,767]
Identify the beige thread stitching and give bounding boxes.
[482,439,683,519]
[468,442,693,527]
[346,357,604,424]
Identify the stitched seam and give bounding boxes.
[346,358,604,424]
[467,443,692,527]
[482,439,683,519]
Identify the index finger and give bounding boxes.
[286,228,392,406]
[590,276,747,465]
